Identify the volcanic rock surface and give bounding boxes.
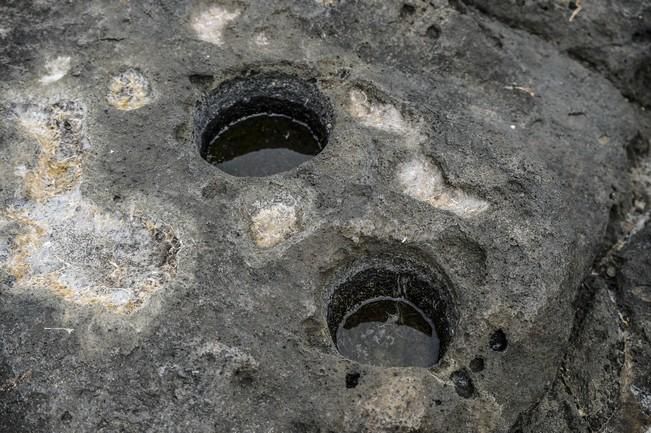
[1,1,650,432]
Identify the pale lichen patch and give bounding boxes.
[2,210,45,280]
[254,32,270,47]
[107,69,152,111]
[5,190,180,313]
[347,375,426,433]
[7,99,179,313]
[14,101,86,201]
[348,88,409,134]
[250,202,301,248]
[397,158,489,217]
[191,5,240,46]
[348,88,427,148]
[39,56,71,84]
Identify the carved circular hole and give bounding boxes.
[327,262,454,368]
[195,74,333,177]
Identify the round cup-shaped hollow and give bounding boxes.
[327,262,454,368]
[195,74,334,177]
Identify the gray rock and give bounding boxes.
[462,0,651,107]
[0,1,649,432]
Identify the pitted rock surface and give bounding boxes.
[1,1,650,432]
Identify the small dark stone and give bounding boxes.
[234,367,255,385]
[450,369,475,399]
[489,329,508,352]
[425,25,441,40]
[400,4,416,17]
[434,399,442,406]
[345,372,360,389]
[469,357,485,372]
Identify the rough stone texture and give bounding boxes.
[615,223,651,431]
[508,275,626,433]
[0,1,649,432]
[512,221,651,433]
[461,0,651,107]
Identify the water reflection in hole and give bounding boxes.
[204,113,322,177]
[336,297,440,368]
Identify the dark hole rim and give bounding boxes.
[194,73,334,175]
[326,259,455,368]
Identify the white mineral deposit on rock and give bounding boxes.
[107,69,153,111]
[39,56,71,84]
[191,5,240,46]
[396,157,489,217]
[250,201,301,248]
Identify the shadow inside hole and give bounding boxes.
[327,264,454,368]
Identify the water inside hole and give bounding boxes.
[204,113,322,177]
[336,297,440,367]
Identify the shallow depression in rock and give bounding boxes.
[336,296,440,368]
